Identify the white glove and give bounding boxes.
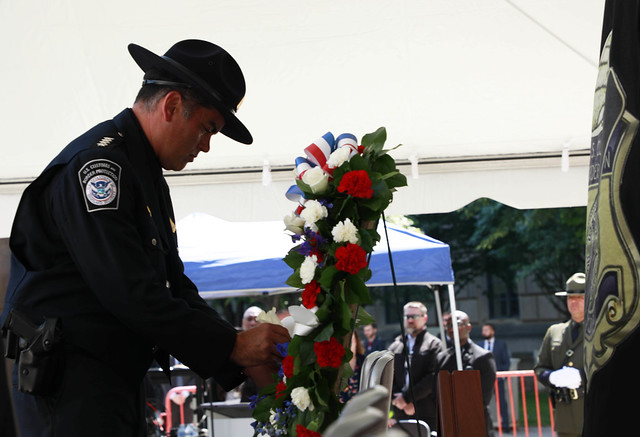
[549,366,582,389]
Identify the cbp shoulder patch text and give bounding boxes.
[78,159,122,212]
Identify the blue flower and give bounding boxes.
[276,342,289,358]
[296,229,326,258]
[248,394,266,409]
[317,198,333,210]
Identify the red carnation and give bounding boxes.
[302,281,321,308]
[282,355,294,379]
[335,243,368,275]
[314,336,345,368]
[309,249,324,264]
[276,380,287,398]
[296,425,322,437]
[337,170,374,199]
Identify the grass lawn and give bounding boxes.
[517,389,553,427]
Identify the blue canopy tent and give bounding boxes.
[177,212,454,296]
[178,213,465,368]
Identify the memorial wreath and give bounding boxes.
[250,127,406,436]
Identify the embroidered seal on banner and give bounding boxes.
[78,159,122,212]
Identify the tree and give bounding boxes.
[408,199,586,317]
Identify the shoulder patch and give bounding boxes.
[78,159,122,212]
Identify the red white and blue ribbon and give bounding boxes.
[287,131,360,217]
[304,132,336,169]
[335,133,359,157]
[294,157,314,180]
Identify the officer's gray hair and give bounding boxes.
[134,69,210,119]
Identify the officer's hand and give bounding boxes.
[244,362,281,390]
[549,366,581,389]
[230,323,291,368]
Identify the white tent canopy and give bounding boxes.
[0,0,604,237]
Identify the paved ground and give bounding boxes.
[494,425,554,437]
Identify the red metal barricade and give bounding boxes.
[164,385,198,435]
[494,370,555,437]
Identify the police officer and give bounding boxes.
[534,273,586,437]
[1,40,290,436]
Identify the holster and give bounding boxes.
[2,309,63,395]
[551,386,584,405]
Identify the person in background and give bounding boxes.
[239,305,264,402]
[482,323,511,431]
[534,273,585,437]
[0,39,291,436]
[242,306,263,331]
[438,310,497,437]
[339,329,366,403]
[388,301,443,433]
[363,323,385,356]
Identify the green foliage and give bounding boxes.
[408,199,586,316]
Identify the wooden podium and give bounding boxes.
[436,370,487,437]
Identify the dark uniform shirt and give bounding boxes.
[2,109,243,390]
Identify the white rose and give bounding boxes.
[331,218,359,244]
[327,147,352,169]
[299,255,318,284]
[257,307,281,325]
[281,305,320,336]
[284,212,305,235]
[291,387,314,412]
[301,167,329,194]
[299,200,328,225]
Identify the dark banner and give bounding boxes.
[585,1,640,435]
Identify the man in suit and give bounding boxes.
[438,311,497,437]
[362,323,385,356]
[482,323,511,430]
[389,301,443,433]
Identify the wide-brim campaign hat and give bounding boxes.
[128,39,252,144]
[555,272,585,296]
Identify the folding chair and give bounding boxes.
[396,419,432,437]
[359,350,385,392]
[366,350,394,428]
[324,406,386,437]
[342,385,389,417]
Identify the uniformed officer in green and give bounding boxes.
[534,273,585,437]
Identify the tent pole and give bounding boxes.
[447,283,463,371]
[434,285,446,346]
